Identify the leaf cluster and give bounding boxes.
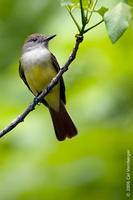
[61,0,133,43]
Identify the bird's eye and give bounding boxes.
[29,38,38,42]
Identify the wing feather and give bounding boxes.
[51,54,66,104]
[19,59,33,93]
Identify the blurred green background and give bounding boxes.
[0,0,133,199]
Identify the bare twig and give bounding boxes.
[0,35,83,138]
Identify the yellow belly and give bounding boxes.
[25,64,60,111]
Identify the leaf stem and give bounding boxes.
[66,6,81,33]
[66,0,100,36]
[87,0,98,23]
[84,19,104,33]
[80,0,85,26]
[85,0,90,22]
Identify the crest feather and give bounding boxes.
[25,33,46,43]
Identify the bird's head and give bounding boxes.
[23,33,56,53]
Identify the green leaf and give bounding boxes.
[104,2,132,44]
[95,7,109,18]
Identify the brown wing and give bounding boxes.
[51,53,66,104]
[19,59,33,93]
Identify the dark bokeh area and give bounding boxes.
[0,0,133,199]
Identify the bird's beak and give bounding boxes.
[45,34,56,41]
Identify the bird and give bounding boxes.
[19,33,78,141]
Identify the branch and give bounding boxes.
[0,35,83,138]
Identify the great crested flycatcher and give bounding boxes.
[19,33,78,141]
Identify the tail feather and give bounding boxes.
[49,101,78,141]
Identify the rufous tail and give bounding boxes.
[49,101,78,141]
